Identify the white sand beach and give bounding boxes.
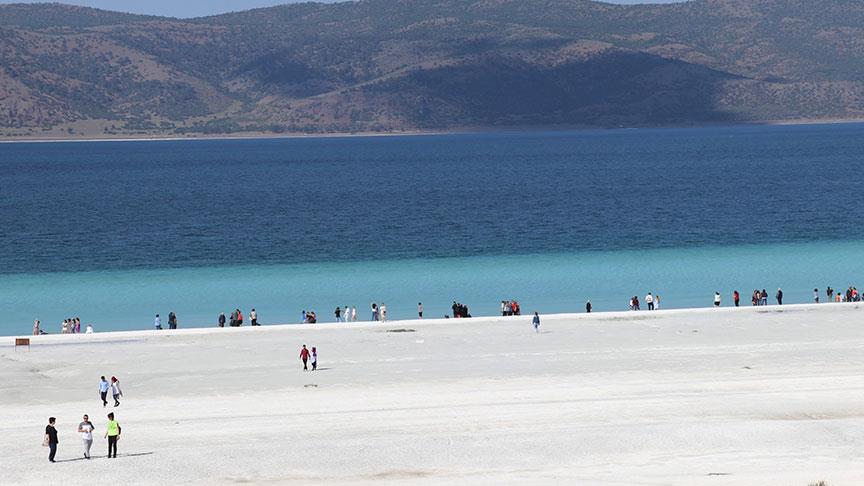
[2,303,863,485]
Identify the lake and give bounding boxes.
[1,124,863,334]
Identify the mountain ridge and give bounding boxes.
[2,0,863,138]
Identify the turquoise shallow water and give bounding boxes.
[2,240,862,335]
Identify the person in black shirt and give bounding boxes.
[45,417,59,463]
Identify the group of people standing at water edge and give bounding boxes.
[44,412,122,462]
[33,317,95,335]
[154,312,181,330]
[371,302,388,321]
[823,286,861,303]
[629,293,660,311]
[500,300,521,316]
[216,308,258,327]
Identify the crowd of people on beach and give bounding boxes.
[26,282,864,338]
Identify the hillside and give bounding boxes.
[1,0,864,138]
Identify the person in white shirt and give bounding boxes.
[351,306,357,321]
[645,292,655,311]
[714,292,722,307]
[250,308,258,326]
[380,303,388,322]
[85,324,94,334]
[78,414,95,459]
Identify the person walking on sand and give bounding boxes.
[418,302,423,319]
[218,312,226,328]
[351,306,357,322]
[99,376,110,407]
[250,308,258,326]
[714,292,721,307]
[645,292,654,311]
[300,345,310,371]
[371,303,378,321]
[154,314,162,330]
[586,300,592,313]
[532,312,541,333]
[335,306,343,323]
[110,376,123,407]
[45,417,59,462]
[814,288,820,303]
[311,347,318,371]
[380,303,388,322]
[78,414,94,459]
[776,288,783,305]
[33,319,40,336]
[168,312,177,330]
[105,412,121,459]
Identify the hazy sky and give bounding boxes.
[0,0,681,19]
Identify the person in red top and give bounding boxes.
[733,290,740,307]
[236,309,244,326]
[299,345,310,371]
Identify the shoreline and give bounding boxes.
[2,118,863,144]
[8,301,860,345]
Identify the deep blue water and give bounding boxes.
[1,123,863,334]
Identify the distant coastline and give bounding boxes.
[2,118,863,144]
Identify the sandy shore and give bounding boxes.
[2,303,863,485]
[2,119,862,144]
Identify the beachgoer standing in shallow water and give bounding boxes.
[645,292,654,311]
[99,376,110,407]
[300,345,310,371]
[586,300,592,313]
[418,302,423,319]
[33,319,40,336]
[45,417,58,463]
[311,347,318,371]
[776,288,783,305]
[714,292,721,307]
[814,288,820,303]
[218,312,226,328]
[250,308,258,326]
[380,303,388,322]
[371,303,378,321]
[154,314,162,330]
[110,376,123,407]
[168,312,177,330]
[335,306,342,323]
[78,414,94,459]
[733,290,740,307]
[105,412,121,458]
[351,306,357,322]
[532,312,541,333]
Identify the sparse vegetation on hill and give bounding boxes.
[1,0,863,137]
